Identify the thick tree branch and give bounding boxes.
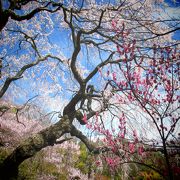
[0,115,71,179]
[70,125,108,154]
[0,1,63,32]
[71,31,84,84]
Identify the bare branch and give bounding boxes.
[0,55,63,98]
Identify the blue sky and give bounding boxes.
[165,0,180,40]
[165,0,180,6]
[1,0,180,107]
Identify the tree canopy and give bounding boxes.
[0,0,179,179]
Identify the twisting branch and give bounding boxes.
[81,9,105,35]
[70,125,109,154]
[85,52,115,82]
[0,1,63,31]
[0,55,63,98]
[7,29,41,57]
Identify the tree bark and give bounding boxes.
[0,10,9,32]
[0,116,71,180]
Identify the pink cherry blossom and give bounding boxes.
[82,114,87,124]
[129,143,135,153]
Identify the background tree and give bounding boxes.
[0,0,179,179]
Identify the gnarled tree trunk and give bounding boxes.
[0,116,71,179]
